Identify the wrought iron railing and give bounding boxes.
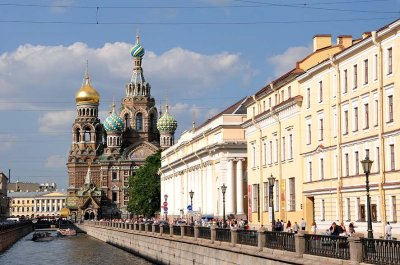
[237,229,258,246]
[173,225,181,236]
[184,226,194,237]
[215,228,231,243]
[134,223,139,230]
[162,225,170,235]
[140,224,145,231]
[361,238,400,265]
[154,225,160,233]
[304,234,350,260]
[265,231,295,252]
[198,227,211,240]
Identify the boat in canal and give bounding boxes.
[32,231,54,242]
[57,228,77,236]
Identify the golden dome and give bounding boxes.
[75,62,100,104]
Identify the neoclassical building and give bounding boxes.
[66,35,171,220]
[0,172,9,220]
[160,98,248,219]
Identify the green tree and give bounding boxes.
[127,150,161,218]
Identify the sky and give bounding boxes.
[0,0,399,190]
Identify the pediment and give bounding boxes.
[125,142,158,161]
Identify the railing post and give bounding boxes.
[194,225,200,241]
[295,231,306,256]
[348,233,364,264]
[180,225,185,238]
[210,224,217,244]
[160,225,164,235]
[139,223,142,232]
[152,224,156,235]
[169,224,174,237]
[231,227,238,247]
[258,226,266,251]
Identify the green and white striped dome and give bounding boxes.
[104,104,124,132]
[157,107,177,133]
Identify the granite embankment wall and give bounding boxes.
[0,223,33,252]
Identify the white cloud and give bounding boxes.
[38,111,75,133]
[0,134,17,149]
[45,155,66,169]
[267,45,312,76]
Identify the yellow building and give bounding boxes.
[245,19,400,237]
[9,191,67,219]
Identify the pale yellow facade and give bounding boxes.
[244,19,400,236]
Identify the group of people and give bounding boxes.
[274,218,307,233]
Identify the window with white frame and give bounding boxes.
[388,95,394,122]
[282,136,286,161]
[364,59,369,85]
[390,144,395,170]
[321,199,326,221]
[319,81,323,103]
[320,158,324,180]
[374,54,378,81]
[269,141,273,164]
[333,74,337,97]
[365,148,370,158]
[288,86,291,98]
[343,69,348,93]
[281,90,285,102]
[354,106,359,132]
[376,146,380,173]
[353,64,358,89]
[275,94,278,105]
[307,88,311,109]
[289,134,293,159]
[269,97,271,108]
[275,180,279,210]
[391,196,397,222]
[252,184,259,212]
[289,178,295,211]
[252,144,256,168]
[319,118,324,141]
[345,153,349,176]
[263,141,267,165]
[344,110,349,135]
[346,198,351,221]
[263,182,268,212]
[307,123,312,144]
[308,161,312,182]
[275,139,278,163]
[387,47,393,75]
[355,151,359,175]
[374,99,379,126]
[333,109,337,137]
[364,103,369,129]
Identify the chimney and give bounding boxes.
[313,34,332,52]
[362,32,371,39]
[337,35,353,48]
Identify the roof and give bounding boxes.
[8,191,67,198]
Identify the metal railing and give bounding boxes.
[173,225,181,236]
[140,224,145,231]
[265,231,295,252]
[237,229,258,246]
[304,234,350,260]
[162,225,170,235]
[154,225,160,233]
[134,224,139,230]
[215,228,231,243]
[361,238,400,265]
[184,226,194,237]
[198,227,211,240]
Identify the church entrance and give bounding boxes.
[83,208,96,220]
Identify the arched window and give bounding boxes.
[76,128,81,142]
[124,113,131,130]
[84,128,91,142]
[136,113,143,131]
[149,113,155,132]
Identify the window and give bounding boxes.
[275,180,279,210]
[388,95,393,122]
[321,199,326,221]
[365,149,370,158]
[263,182,268,212]
[345,153,349,176]
[269,98,272,108]
[309,161,312,182]
[374,99,379,126]
[390,144,395,170]
[364,59,369,84]
[263,142,267,165]
[252,145,256,168]
[387,47,393,75]
[319,81,323,103]
[355,151,359,175]
[263,101,266,111]
[308,123,312,144]
[84,128,91,142]
[112,191,118,202]
[112,172,117,181]
[364,103,369,129]
[275,139,278,163]
[344,69,348,93]
[376,147,380,173]
[289,178,295,211]
[269,141,273,164]
[374,54,378,81]
[320,158,324,180]
[319,118,324,140]
[136,113,143,131]
[282,136,286,161]
[353,64,358,89]
[252,184,259,213]
[307,88,311,109]
[252,106,255,117]
[275,94,278,105]
[288,86,291,98]
[281,90,285,102]
[289,134,293,159]
[346,198,351,221]
[124,113,131,130]
[391,196,397,222]
[354,107,359,132]
[344,110,349,135]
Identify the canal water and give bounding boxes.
[0,231,155,265]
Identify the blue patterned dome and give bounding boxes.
[130,34,145,58]
[157,106,177,133]
[104,108,124,132]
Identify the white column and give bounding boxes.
[226,159,234,214]
[39,200,43,213]
[183,171,188,213]
[206,164,213,215]
[236,159,244,214]
[195,168,200,212]
[34,200,37,214]
[44,199,48,214]
[50,199,53,213]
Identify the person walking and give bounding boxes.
[329,222,341,236]
[311,221,317,234]
[301,218,306,231]
[385,222,392,240]
[286,220,292,233]
[348,222,355,234]
[293,222,299,234]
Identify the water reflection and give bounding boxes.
[0,232,155,265]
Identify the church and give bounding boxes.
[66,35,177,221]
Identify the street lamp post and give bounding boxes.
[164,194,168,221]
[221,184,227,228]
[268,174,276,231]
[189,190,194,208]
[361,156,374,239]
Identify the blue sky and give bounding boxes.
[0,0,398,189]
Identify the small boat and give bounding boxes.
[57,228,77,236]
[32,232,53,242]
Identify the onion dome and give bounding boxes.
[75,62,100,104]
[130,34,145,58]
[104,103,124,132]
[157,103,177,133]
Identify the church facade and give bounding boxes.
[66,36,177,220]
